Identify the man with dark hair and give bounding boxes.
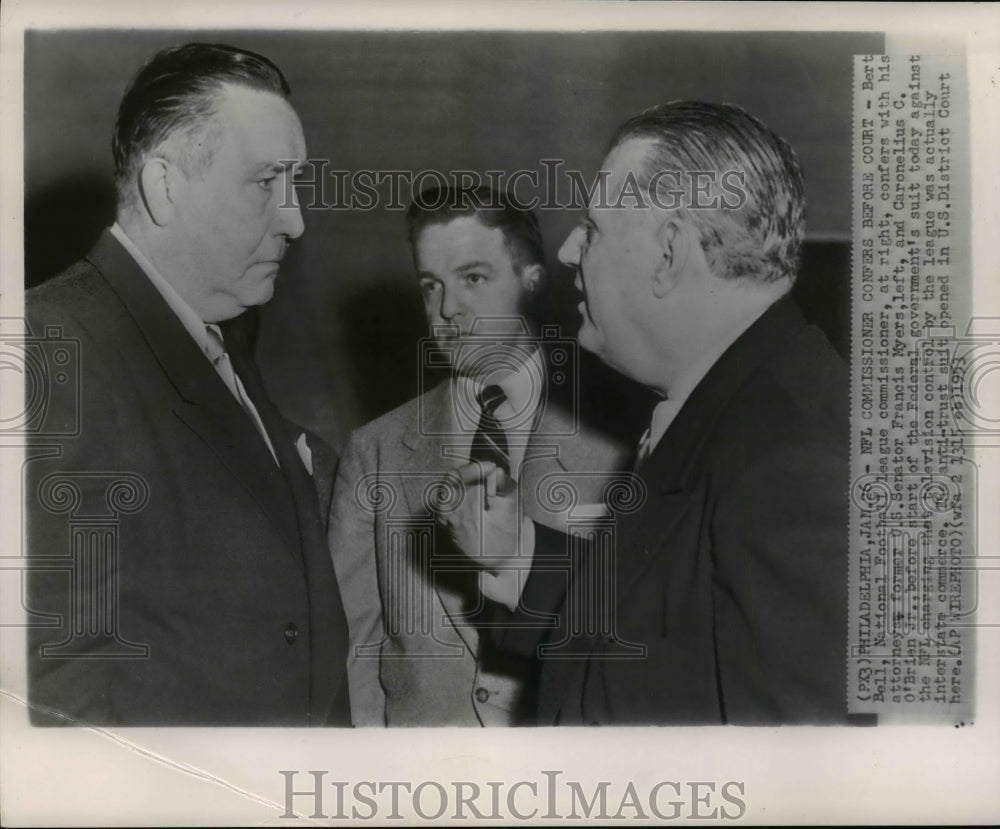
[328,185,631,726]
[406,185,547,273]
[441,101,851,724]
[25,43,350,726]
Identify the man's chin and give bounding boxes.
[257,280,276,304]
[577,323,603,357]
[241,272,278,307]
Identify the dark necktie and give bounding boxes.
[465,384,530,706]
[470,384,511,477]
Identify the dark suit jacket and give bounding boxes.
[503,296,850,725]
[24,230,350,726]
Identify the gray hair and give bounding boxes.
[611,101,806,284]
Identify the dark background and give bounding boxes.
[25,30,883,450]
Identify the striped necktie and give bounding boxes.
[470,384,511,477]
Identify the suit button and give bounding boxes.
[284,622,298,644]
[475,687,490,703]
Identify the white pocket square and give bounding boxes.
[295,433,314,476]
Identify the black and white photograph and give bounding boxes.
[1,1,998,825]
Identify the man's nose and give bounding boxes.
[275,187,305,240]
[558,225,585,267]
[439,286,462,321]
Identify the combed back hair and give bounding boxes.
[112,42,291,210]
[406,185,545,275]
[610,101,806,284]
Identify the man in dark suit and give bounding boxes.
[24,43,349,726]
[438,101,850,724]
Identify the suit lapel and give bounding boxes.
[87,231,303,563]
[398,380,465,513]
[399,381,478,653]
[520,347,629,526]
[229,343,348,722]
[519,396,571,526]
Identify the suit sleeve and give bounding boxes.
[710,442,849,724]
[326,432,387,726]
[25,303,125,725]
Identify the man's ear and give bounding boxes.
[138,157,180,227]
[519,263,545,296]
[650,219,689,299]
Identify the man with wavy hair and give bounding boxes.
[442,102,850,724]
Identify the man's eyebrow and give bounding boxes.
[454,261,495,273]
[253,160,299,176]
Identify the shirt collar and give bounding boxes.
[110,222,217,361]
[494,344,544,421]
[453,344,545,431]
